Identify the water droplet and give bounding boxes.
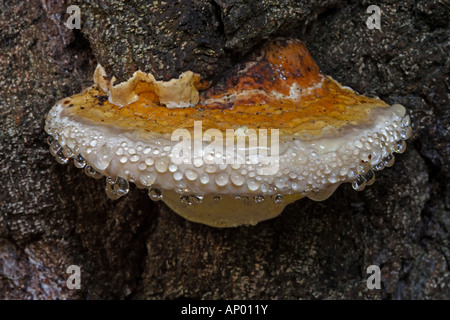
[339,167,349,176]
[104,177,128,200]
[46,136,54,145]
[175,186,190,194]
[205,164,217,174]
[155,158,169,173]
[394,140,406,154]
[238,195,251,205]
[115,147,124,156]
[85,165,102,179]
[372,161,385,172]
[189,195,203,205]
[231,163,241,170]
[62,147,74,158]
[93,154,111,171]
[200,174,209,184]
[179,194,191,207]
[327,173,338,184]
[138,163,147,171]
[130,155,140,163]
[148,188,163,201]
[370,149,382,165]
[401,115,410,127]
[363,169,375,186]
[119,156,128,164]
[55,149,69,165]
[260,183,269,193]
[105,177,121,200]
[230,173,245,186]
[274,177,286,189]
[140,172,157,186]
[213,196,221,203]
[352,174,365,191]
[172,171,183,181]
[215,173,229,186]
[185,169,199,181]
[193,158,204,167]
[254,195,265,204]
[385,154,395,167]
[247,179,260,191]
[273,194,284,204]
[74,154,86,168]
[113,177,129,196]
[400,126,412,140]
[49,140,61,156]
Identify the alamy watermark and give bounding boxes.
[65,5,81,30]
[366,265,381,289]
[366,5,381,30]
[66,265,81,289]
[65,4,382,32]
[171,121,280,176]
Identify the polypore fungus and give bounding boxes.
[45,38,412,227]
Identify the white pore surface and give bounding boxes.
[45,102,409,200]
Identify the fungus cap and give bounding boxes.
[45,39,412,227]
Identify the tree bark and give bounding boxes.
[0,0,448,299]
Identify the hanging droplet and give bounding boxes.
[113,177,129,196]
[62,147,74,159]
[213,196,222,203]
[55,148,69,165]
[49,140,61,156]
[148,188,163,201]
[85,165,102,179]
[254,195,265,204]
[179,195,191,207]
[400,126,412,140]
[235,195,251,205]
[385,154,395,167]
[363,169,375,186]
[394,140,406,154]
[352,174,365,191]
[401,115,410,127]
[74,154,86,168]
[372,161,385,172]
[189,195,203,205]
[46,136,54,145]
[105,177,121,200]
[273,194,284,204]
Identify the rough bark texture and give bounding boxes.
[0,0,449,299]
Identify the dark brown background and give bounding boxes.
[0,0,448,299]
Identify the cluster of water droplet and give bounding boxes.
[48,133,111,183]
[173,193,286,208]
[350,115,410,191]
[45,101,412,204]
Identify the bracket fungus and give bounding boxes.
[45,38,412,227]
